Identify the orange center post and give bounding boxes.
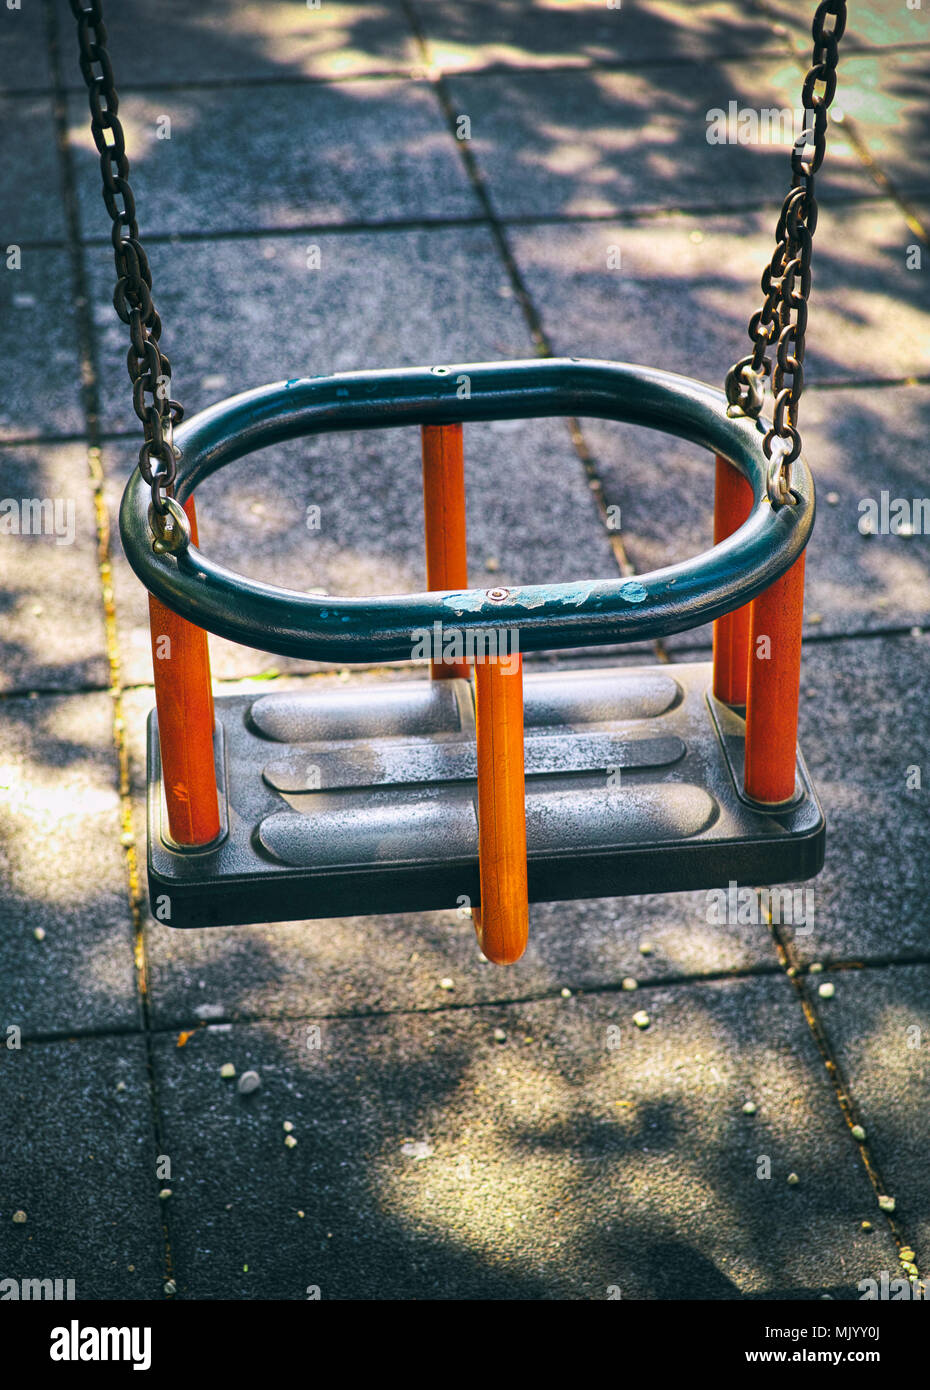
[421,424,470,680]
[420,423,529,964]
[473,653,529,964]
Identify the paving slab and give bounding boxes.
[781,385,930,638]
[0,1033,166,1300]
[0,94,66,243]
[0,0,52,91]
[411,0,790,71]
[0,247,86,441]
[842,5,930,49]
[87,227,534,436]
[578,383,930,654]
[56,0,419,86]
[830,50,930,198]
[758,0,930,51]
[508,201,930,386]
[808,963,930,1276]
[446,57,873,220]
[150,977,897,1299]
[786,632,930,966]
[0,442,109,693]
[88,226,621,680]
[0,693,140,1037]
[660,632,930,969]
[68,79,479,240]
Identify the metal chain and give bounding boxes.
[69,0,185,537]
[726,0,847,504]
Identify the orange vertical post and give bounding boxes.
[712,455,754,705]
[744,552,806,805]
[149,496,220,846]
[420,423,528,964]
[421,423,470,679]
[474,653,529,965]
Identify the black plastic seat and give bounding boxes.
[147,662,824,928]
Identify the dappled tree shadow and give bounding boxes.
[0,0,928,1300]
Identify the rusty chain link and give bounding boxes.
[69,0,184,531]
[726,0,847,504]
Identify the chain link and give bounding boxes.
[726,0,847,504]
[69,0,184,524]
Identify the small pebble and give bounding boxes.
[809,962,823,973]
[818,982,835,999]
[878,1194,896,1213]
[560,988,572,999]
[492,1028,507,1043]
[786,965,799,978]
[632,1010,650,1030]
[283,1120,295,1132]
[220,1063,236,1080]
[484,556,500,572]
[115,1081,126,1093]
[851,1124,866,1141]
[638,942,654,957]
[12,1210,26,1224]
[401,1140,434,1160]
[237,1070,261,1094]
[297,1211,305,1218]
[787,1173,800,1186]
[33,927,46,941]
[861,1221,872,1232]
[825,491,839,505]
[284,1135,298,1149]
[742,1101,757,1116]
[195,1003,225,1021]
[164,1279,177,1295]
[159,1188,172,1200]
[621,977,638,991]
[439,977,455,992]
